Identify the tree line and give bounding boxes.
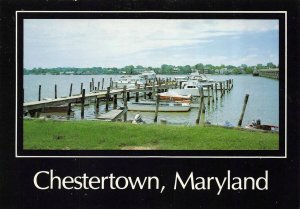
[24,62,277,75]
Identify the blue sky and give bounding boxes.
[24,19,279,69]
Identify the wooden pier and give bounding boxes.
[23,77,234,123]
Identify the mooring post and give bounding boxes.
[110,77,112,88]
[231,79,234,89]
[144,84,147,99]
[196,87,204,125]
[207,85,210,106]
[220,82,223,98]
[123,86,127,122]
[211,84,214,103]
[92,78,94,90]
[113,94,117,109]
[154,93,160,123]
[96,97,100,114]
[152,82,155,100]
[38,85,41,101]
[80,82,83,94]
[135,84,140,102]
[215,83,218,101]
[81,89,85,119]
[223,81,226,95]
[127,91,130,101]
[226,80,229,92]
[54,84,57,99]
[238,94,249,126]
[97,82,100,91]
[102,78,104,90]
[67,83,73,116]
[105,87,110,112]
[89,82,92,92]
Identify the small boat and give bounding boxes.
[245,119,279,132]
[114,75,146,88]
[168,80,210,97]
[252,70,259,76]
[140,70,156,81]
[158,92,191,102]
[127,101,191,112]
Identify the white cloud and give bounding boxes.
[24,19,279,68]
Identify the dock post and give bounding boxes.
[89,82,92,92]
[223,81,226,95]
[80,82,83,94]
[238,94,249,126]
[211,84,214,103]
[92,78,94,90]
[110,78,112,88]
[98,82,100,91]
[96,97,100,114]
[67,83,73,116]
[113,94,117,109]
[135,84,140,102]
[152,82,155,100]
[226,80,229,92]
[144,84,147,99]
[123,86,127,122]
[127,91,130,101]
[38,85,41,101]
[154,93,160,123]
[54,84,57,99]
[215,83,218,101]
[196,87,204,125]
[220,82,223,98]
[207,85,210,106]
[231,79,234,89]
[105,87,110,112]
[81,89,85,119]
[102,78,104,90]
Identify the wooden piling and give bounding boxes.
[89,82,92,92]
[144,84,147,99]
[226,80,229,92]
[102,78,104,90]
[215,83,218,101]
[96,98,100,114]
[123,86,127,122]
[154,93,160,123]
[97,82,100,91]
[127,92,130,101]
[110,78,112,88]
[105,87,110,112]
[207,85,210,106]
[38,85,41,101]
[220,82,223,98]
[54,84,57,99]
[211,84,214,103]
[113,94,117,109]
[238,94,249,126]
[92,78,94,90]
[81,89,85,119]
[196,87,204,125]
[67,83,73,116]
[80,82,83,94]
[135,84,140,102]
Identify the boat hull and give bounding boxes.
[127,102,190,112]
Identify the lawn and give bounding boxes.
[23,119,279,150]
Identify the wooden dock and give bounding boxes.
[97,109,127,121]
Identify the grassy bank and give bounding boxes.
[23,119,279,150]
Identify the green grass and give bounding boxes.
[23,119,279,150]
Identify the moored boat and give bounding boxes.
[158,91,191,102]
[127,101,191,112]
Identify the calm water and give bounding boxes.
[24,74,279,126]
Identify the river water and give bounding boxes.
[24,74,279,126]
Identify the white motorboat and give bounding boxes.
[127,101,191,112]
[114,75,146,88]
